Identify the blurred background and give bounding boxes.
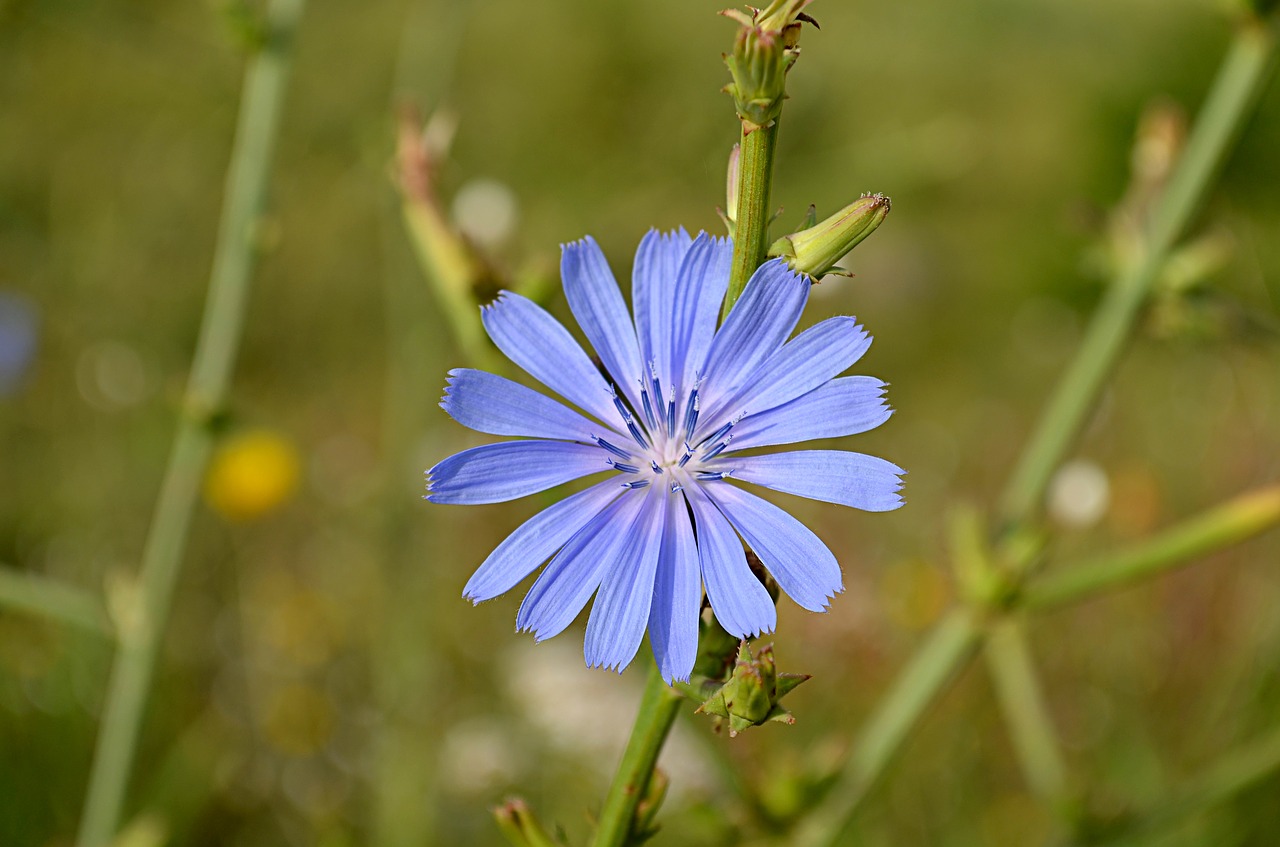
[2,0,1279,844]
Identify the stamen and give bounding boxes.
[622,479,651,490]
[611,389,632,423]
[648,362,663,419]
[650,460,662,474]
[625,418,651,449]
[670,481,683,493]
[682,389,700,441]
[696,470,732,481]
[639,379,658,430]
[698,420,735,449]
[665,390,676,435]
[677,447,694,468]
[607,459,641,474]
[593,435,633,460]
[701,435,733,462]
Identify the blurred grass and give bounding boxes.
[1,0,1279,845]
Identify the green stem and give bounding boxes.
[723,120,779,316]
[591,663,683,847]
[998,20,1277,530]
[793,609,983,847]
[983,619,1069,808]
[1024,485,1280,612]
[0,565,113,636]
[75,2,304,844]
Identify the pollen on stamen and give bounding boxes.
[666,390,676,435]
[650,460,662,474]
[622,479,651,490]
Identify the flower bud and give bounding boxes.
[768,192,891,278]
[723,25,790,131]
[718,143,741,236]
[696,642,810,736]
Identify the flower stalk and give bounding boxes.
[75,1,305,843]
[1024,484,1280,611]
[998,17,1279,532]
[591,663,684,847]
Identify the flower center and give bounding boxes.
[596,371,736,490]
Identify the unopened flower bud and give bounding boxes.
[723,25,790,131]
[768,192,891,278]
[696,642,810,736]
[718,144,742,236]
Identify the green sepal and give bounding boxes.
[693,642,810,737]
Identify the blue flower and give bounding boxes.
[428,231,903,682]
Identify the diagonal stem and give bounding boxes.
[75,2,305,844]
[591,662,684,847]
[998,18,1278,532]
[0,564,112,636]
[792,609,983,847]
[984,619,1069,809]
[1024,484,1280,612]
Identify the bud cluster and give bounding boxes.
[722,0,818,131]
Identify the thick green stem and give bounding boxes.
[998,20,1277,530]
[793,609,983,847]
[723,120,779,316]
[983,619,1069,808]
[0,565,112,636]
[75,2,304,844]
[1025,485,1280,611]
[591,664,683,847]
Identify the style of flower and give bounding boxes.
[427,231,903,682]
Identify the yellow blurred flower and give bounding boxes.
[204,429,301,521]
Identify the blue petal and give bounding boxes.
[481,291,627,433]
[686,485,776,639]
[728,377,892,451]
[647,489,702,683]
[584,488,666,672]
[562,237,646,413]
[726,450,906,512]
[427,441,607,505]
[668,233,732,395]
[632,228,693,393]
[703,482,843,612]
[516,491,647,641]
[463,478,625,603]
[699,259,809,412]
[442,368,604,442]
[699,317,871,424]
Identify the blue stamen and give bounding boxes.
[677,443,694,468]
[608,459,641,474]
[622,479,651,490]
[639,380,658,430]
[666,392,676,435]
[698,420,734,449]
[611,390,632,423]
[702,435,733,461]
[594,436,633,460]
[695,471,731,481]
[670,481,683,493]
[682,390,700,440]
[650,460,662,474]
[626,419,651,449]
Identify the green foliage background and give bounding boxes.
[1,0,1278,844]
